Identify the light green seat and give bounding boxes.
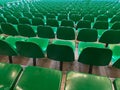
[14,66,62,90]
[64,71,112,90]
[27,37,49,52]
[113,78,120,90]
[0,63,22,90]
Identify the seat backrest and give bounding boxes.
[14,66,62,90]
[46,19,59,27]
[1,23,19,36]
[69,14,82,22]
[83,14,94,22]
[0,16,6,23]
[17,24,36,37]
[23,12,33,19]
[57,27,75,40]
[78,47,112,66]
[93,21,108,29]
[47,44,74,62]
[58,14,68,21]
[16,41,44,58]
[111,22,120,30]
[37,26,55,39]
[113,78,120,90]
[19,17,31,24]
[6,16,18,24]
[33,13,44,19]
[32,17,44,26]
[61,20,74,27]
[110,15,120,23]
[96,15,108,22]
[99,30,120,44]
[77,28,98,42]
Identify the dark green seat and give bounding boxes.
[111,22,120,30]
[14,66,62,90]
[46,19,59,27]
[23,12,33,19]
[61,20,74,27]
[13,12,22,18]
[69,14,82,23]
[19,17,31,25]
[78,47,112,73]
[57,27,75,40]
[37,26,55,39]
[113,78,120,90]
[17,24,36,37]
[32,17,44,26]
[58,14,68,21]
[64,71,112,90]
[47,43,74,70]
[0,16,6,23]
[16,41,45,66]
[113,58,120,69]
[1,23,19,36]
[83,14,94,22]
[0,63,22,90]
[6,16,18,24]
[96,15,108,22]
[46,14,56,20]
[33,13,44,19]
[110,15,120,23]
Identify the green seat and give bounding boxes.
[14,66,62,90]
[69,14,82,23]
[37,25,55,39]
[46,14,56,20]
[113,58,120,69]
[32,17,44,26]
[47,43,75,70]
[17,24,36,37]
[23,12,33,19]
[78,47,112,73]
[58,14,68,21]
[19,17,31,25]
[57,27,75,40]
[13,12,22,18]
[0,63,22,90]
[61,20,74,27]
[6,16,18,25]
[96,15,108,22]
[1,23,19,36]
[27,37,49,52]
[46,19,59,27]
[113,78,120,90]
[0,16,6,23]
[16,41,45,66]
[83,14,94,22]
[111,22,120,30]
[110,15,120,23]
[64,71,112,90]
[33,13,44,19]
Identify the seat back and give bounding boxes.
[6,16,18,24]
[19,17,31,24]
[32,17,44,26]
[111,22,120,30]
[46,19,59,27]
[61,20,74,27]
[93,21,108,29]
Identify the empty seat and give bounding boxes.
[69,14,82,22]
[64,71,112,90]
[61,20,74,27]
[0,63,22,90]
[33,13,44,19]
[58,14,68,21]
[46,19,59,27]
[0,16,6,23]
[83,14,94,22]
[6,16,18,24]
[111,22,120,30]
[93,21,108,29]
[1,23,19,36]
[17,24,36,37]
[113,78,120,90]
[46,14,56,20]
[13,12,22,18]
[23,12,33,19]
[14,66,62,90]
[96,15,108,22]
[32,17,44,26]
[19,17,31,25]
[57,27,75,40]
[110,15,120,23]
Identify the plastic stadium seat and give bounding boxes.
[78,47,112,73]
[0,16,6,23]
[37,26,55,39]
[32,17,44,26]
[111,22,120,30]
[61,20,74,27]
[58,14,68,21]
[13,12,22,18]
[47,43,75,70]
[64,71,112,90]
[14,66,62,90]
[110,15,120,23]
[77,28,97,42]
[46,14,56,20]
[23,12,33,19]
[6,16,19,24]
[69,14,82,23]
[19,17,31,25]
[3,12,11,18]
[1,23,19,36]
[16,40,45,66]
[96,15,108,22]
[57,27,75,40]
[113,78,120,90]
[46,19,59,27]
[76,20,91,29]
[17,24,36,37]
[83,14,94,22]
[33,13,44,19]
[0,63,22,90]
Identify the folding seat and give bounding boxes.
[0,16,6,23]
[76,20,91,30]
[64,71,113,90]
[23,12,33,19]
[0,63,22,90]
[37,25,55,39]
[17,24,36,37]
[13,12,22,18]
[47,40,75,70]
[58,14,68,21]
[3,12,11,18]
[111,22,120,30]
[110,15,120,23]
[33,13,44,19]
[96,15,108,22]
[69,14,82,23]
[113,78,120,90]
[6,16,19,24]
[46,14,56,20]
[83,14,94,22]
[1,23,19,36]
[78,47,112,73]
[19,17,31,25]
[61,20,74,27]
[57,27,75,40]
[16,38,46,66]
[46,19,59,27]
[32,17,44,26]
[93,21,109,37]
[14,66,62,90]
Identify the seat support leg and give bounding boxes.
[33,58,36,66]
[9,56,13,63]
[88,65,93,74]
[60,61,63,71]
